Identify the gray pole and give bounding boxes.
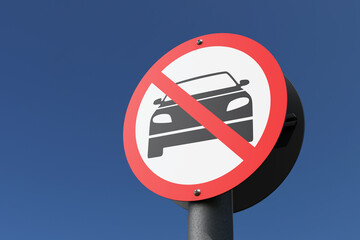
[188,190,233,240]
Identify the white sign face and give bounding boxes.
[135,46,270,185]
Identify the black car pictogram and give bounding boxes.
[148,72,253,158]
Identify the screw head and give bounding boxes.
[197,39,203,45]
[194,189,201,196]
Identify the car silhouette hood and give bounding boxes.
[158,85,244,108]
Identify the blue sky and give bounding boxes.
[1,0,359,239]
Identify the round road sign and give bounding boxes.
[123,33,287,201]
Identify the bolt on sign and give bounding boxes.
[123,33,294,202]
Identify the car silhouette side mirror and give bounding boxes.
[153,98,162,105]
[239,79,249,86]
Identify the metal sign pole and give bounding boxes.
[188,190,233,240]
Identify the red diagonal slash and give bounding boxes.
[152,72,256,161]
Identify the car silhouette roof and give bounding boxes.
[175,72,238,86]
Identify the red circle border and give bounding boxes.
[123,33,287,201]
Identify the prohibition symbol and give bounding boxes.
[123,33,287,201]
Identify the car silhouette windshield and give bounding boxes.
[163,72,237,102]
